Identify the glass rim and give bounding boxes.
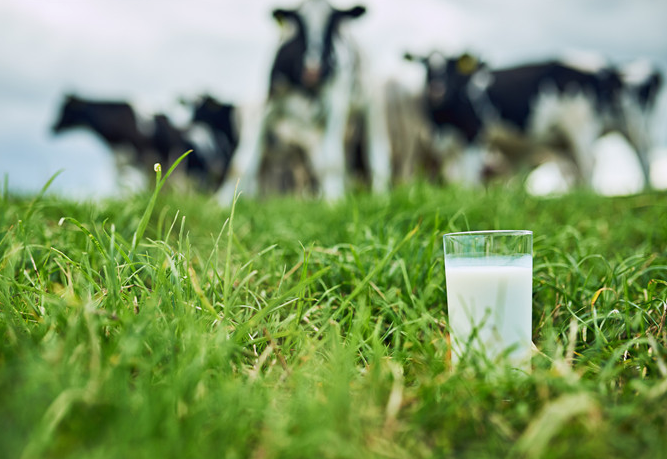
[444,230,532,238]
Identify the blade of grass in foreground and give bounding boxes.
[131,151,191,258]
[23,169,63,222]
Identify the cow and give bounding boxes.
[152,112,227,191]
[52,95,146,161]
[189,94,240,185]
[383,77,466,186]
[403,51,663,188]
[216,0,390,203]
[52,94,233,191]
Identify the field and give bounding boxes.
[2,167,667,458]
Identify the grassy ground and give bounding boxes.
[1,170,667,458]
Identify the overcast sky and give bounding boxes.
[1,0,666,197]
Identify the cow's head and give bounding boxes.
[636,71,663,110]
[405,51,487,108]
[620,62,664,111]
[272,0,366,92]
[191,94,239,149]
[52,94,86,133]
[192,95,235,125]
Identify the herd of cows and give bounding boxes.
[51,0,664,203]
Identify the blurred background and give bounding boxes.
[1,0,666,198]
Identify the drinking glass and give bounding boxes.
[443,230,533,370]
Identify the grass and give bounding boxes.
[1,167,667,458]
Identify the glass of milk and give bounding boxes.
[443,230,533,371]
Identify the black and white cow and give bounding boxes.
[52,95,146,158]
[52,94,233,190]
[189,95,240,183]
[404,51,663,187]
[217,0,390,202]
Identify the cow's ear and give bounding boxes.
[457,53,480,76]
[65,93,83,106]
[177,95,193,107]
[343,5,366,18]
[205,97,219,111]
[404,53,427,66]
[272,8,296,24]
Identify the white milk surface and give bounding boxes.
[445,255,532,369]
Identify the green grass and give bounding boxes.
[1,170,667,458]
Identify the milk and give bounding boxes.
[445,255,532,369]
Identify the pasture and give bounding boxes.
[1,164,667,458]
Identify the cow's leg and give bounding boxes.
[531,91,599,187]
[113,145,148,194]
[364,76,391,193]
[635,145,652,190]
[628,139,652,190]
[314,77,351,200]
[620,96,654,189]
[558,98,599,187]
[216,103,266,205]
[459,144,487,186]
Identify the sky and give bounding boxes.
[1,0,666,198]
